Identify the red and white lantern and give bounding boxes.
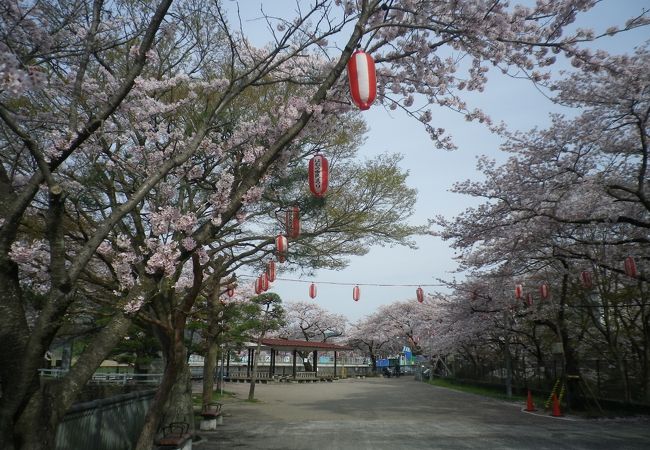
[624,256,637,278]
[352,285,360,302]
[539,283,549,300]
[347,49,377,110]
[285,206,300,239]
[514,284,523,299]
[416,287,424,303]
[308,154,329,197]
[260,272,269,292]
[267,260,276,283]
[275,234,288,256]
[227,285,235,298]
[254,278,262,295]
[309,283,317,299]
[581,271,592,289]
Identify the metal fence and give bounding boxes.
[40,369,163,386]
[55,389,155,450]
[217,364,371,379]
[435,356,650,406]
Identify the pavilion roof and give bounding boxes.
[258,338,352,351]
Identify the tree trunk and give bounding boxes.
[202,340,219,407]
[0,292,70,450]
[502,310,513,399]
[248,296,279,402]
[504,339,513,399]
[135,329,193,450]
[300,351,312,371]
[557,266,582,410]
[613,351,631,403]
[0,264,32,450]
[562,334,583,410]
[136,254,203,449]
[201,281,223,409]
[642,304,650,402]
[165,362,194,427]
[248,339,263,401]
[9,311,133,450]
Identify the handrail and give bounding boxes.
[296,371,317,379]
[39,369,163,385]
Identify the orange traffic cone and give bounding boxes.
[551,393,563,417]
[525,389,536,412]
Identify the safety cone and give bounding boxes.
[551,393,563,417]
[525,389,536,412]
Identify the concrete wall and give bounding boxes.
[55,389,155,450]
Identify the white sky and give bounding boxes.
[231,1,650,322]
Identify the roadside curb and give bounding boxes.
[521,407,579,421]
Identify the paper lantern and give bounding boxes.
[416,287,424,303]
[260,272,269,292]
[285,206,300,239]
[309,283,317,299]
[267,260,276,283]
[539,283,549,300]
[227,285,235,298]
[347,49,377,110]
[308,154,329,197]
[254,278,262,295]
[581,271,592,289]
[624,256,637,278]
[514,284,523,299]
[352,285,360,302]
[275,234,288,256]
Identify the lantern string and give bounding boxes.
[238,274,443,287]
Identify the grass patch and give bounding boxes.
[191,389,236,406]
[428,379,650,418]
[427,378,538,404]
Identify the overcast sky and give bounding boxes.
[231,1,650,322]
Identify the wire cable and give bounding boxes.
[238,274,445,287]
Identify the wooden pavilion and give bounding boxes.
[226,338,353,382]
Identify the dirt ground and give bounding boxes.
[195,376,650,450]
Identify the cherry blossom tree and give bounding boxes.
[348,313,394,371]
[1,1,178,447]
[277,301,347,370]
[431,45,649,404]
[349,295,436,371]
[280,301,347,342]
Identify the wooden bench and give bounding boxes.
[199,402,223,430]
[296,372,319,382]
[155,422,192,450]
[225,372,273,383]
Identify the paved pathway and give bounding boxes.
[197,377,650,449]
